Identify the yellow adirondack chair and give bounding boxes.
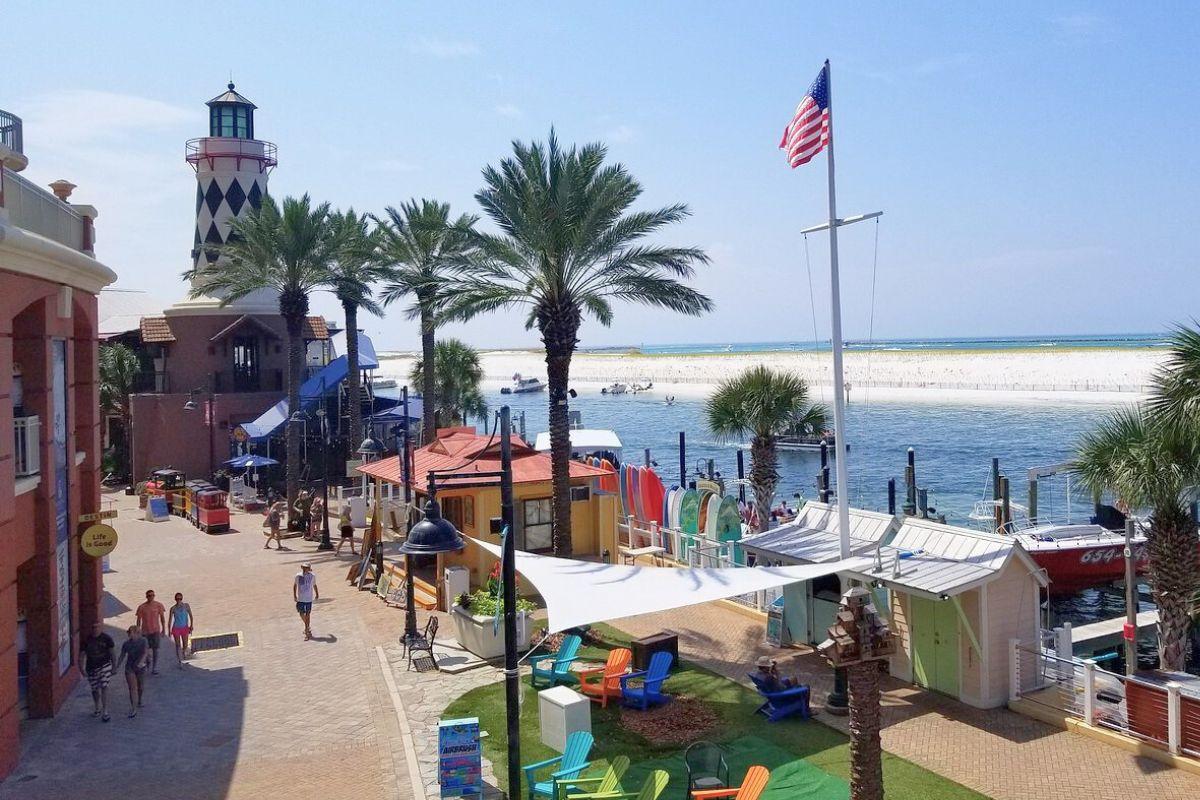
[690,766,770,800]
[578,648,632,708]
[554,755,630,800]
[573,769,669,800]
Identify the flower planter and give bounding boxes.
[451,605,533,660]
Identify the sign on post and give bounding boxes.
[81,523,119,557]
[437,717,482,798]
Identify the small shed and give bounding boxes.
[845,517,1049,709]
[741,502,899,647]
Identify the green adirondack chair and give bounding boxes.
[553,755,630,800]
[531,634,584,688]
[572,769,669,800]
[524,730,595,800]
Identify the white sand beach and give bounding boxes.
[375,347,1164,405]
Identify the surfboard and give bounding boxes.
[715,495,744,563]
[598,458,616,493]
[630,465,642,522]
[642,467,664,526]
[670,487,685,530]
[704,493,722,539]
[680,489,700,535]
[617,463,628,518]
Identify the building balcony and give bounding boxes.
[13,414,40,478]
[2,167,88,252]
[0,109,22,156]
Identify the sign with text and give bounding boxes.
[81,524,119,558]
[146,496,170,522]
[79,509,118,523]
[438,717,482,798]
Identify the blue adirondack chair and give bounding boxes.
[620,651,674,710]
[524,730,595,800]
[747,672,811,722]
[530,634,584,689]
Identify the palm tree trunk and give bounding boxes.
[749,435,779,533]
[419,305,437,443]
[542,319,578,557]
[1148,503,1199,671]
[343,301,363,449]
[283,311,305,527]
[848,662,884,800]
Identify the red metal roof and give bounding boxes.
[358,427,611,487]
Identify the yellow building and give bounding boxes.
[358,427,618,591]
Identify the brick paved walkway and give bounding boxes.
[612,603,1200,800]
[1,492,415,800]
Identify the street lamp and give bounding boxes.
[292,406,333,551]
[183,387,215,476]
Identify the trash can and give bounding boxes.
[538,686,591,753]
[444,566,470,612]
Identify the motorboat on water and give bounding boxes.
[776,430,839,452]
[1008,521,1148,594]
[500,373,545,394]
[601,382,628,395]
[372,378,398,389]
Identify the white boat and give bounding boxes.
[776,431,839,452]
[372,378,398,389]
[500,373,545,394]
[601,382,628,395]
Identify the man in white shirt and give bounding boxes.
[293,563,319,640]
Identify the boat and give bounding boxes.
[601,382,628,395]
[372,378,398,389]
[776,430,839,452]
[1009,521,1149,594]
[500,373,545,394]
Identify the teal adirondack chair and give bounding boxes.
[553,755,630,800]
[531,634,584,688]
[524,730,595,800]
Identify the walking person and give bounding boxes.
[168,593,194,668]
[264,497,286,550]
[293,562,319,640]
[79,623,115,722]
[335,505,357,556]
[294,489,313,539]
[135,589,167,674]
[114,626,150,718]
[309,494,325,540]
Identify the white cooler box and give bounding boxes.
[538,686,591,753]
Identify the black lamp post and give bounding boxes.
[397,481,466,650]
[394,386,416,639]
[183,386,215,477]
[293,407,333,550]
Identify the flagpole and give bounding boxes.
[823,59,853,560]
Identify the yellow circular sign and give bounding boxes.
[81,524,118,557]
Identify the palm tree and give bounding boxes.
[1148,324,1200,429]
[409,338,487,428]
[1073,405,1200,670]
[706,366,827,532]
[376,199,479,443]
[99,343,141,479]
[447,131,711,556]
[186,194,337,522]
[326,209,390,448]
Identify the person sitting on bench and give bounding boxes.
[755,656,797,693]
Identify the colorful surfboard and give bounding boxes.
[617,463,628,517]
[679,489,700,535]
[670,487,685,530]
[630,465,643,522]
[715,495,744,563]
[598,458,616,493]
[696,490,713,534]
[704,493,722,538]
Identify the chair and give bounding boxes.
[574,769,670,800]
[579,648,633,708]
[523,730,595,800]
[747,673,810,722]
[553,754,629,800]
[531,634,584,689]
[690,766,769,800]
[403,616,438,671]
[683,741,729,800]
[621,651,674,710]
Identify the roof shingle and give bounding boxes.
[139,316,176,343]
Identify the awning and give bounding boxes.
[470,538,865,633]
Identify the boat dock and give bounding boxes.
[1069,609,1159,656]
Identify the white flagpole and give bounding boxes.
[823,59,853,560]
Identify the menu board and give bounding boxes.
[438,717,482,798]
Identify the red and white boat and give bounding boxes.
[1009,522,1148,594]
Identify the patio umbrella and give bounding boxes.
[224,454,279,469]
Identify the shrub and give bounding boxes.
[457,588,534,616]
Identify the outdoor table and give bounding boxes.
[619,545,666,566]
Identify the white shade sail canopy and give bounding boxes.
[470,538,864,633]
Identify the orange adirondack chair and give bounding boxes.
[690,766,770,800]
[578,648,632,707]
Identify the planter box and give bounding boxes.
[451,606,533,660]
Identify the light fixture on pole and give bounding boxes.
[183,386,215,476]
[396,386,416,639]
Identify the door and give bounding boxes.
[909,596,960,696]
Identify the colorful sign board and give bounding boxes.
[81,524,119,557]
[79,509,118,523]
[146,496,170,522]
[438,717,482,798]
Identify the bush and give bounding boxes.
[457,588,534,616]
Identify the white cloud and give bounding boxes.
[495,104,523,119]
[605,124,636,144]
[407,37,480,58]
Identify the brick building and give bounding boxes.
[0,108,117,777]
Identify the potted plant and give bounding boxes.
[451,562,535,659]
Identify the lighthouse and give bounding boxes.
[168,83,278,315]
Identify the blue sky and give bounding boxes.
[8,2,1198,350]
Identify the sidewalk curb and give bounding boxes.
[376,645,427,800]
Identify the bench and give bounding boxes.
[620,546,667,566]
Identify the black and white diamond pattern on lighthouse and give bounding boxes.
[247,179,262,211]
[224,178,247,216]
[204,179,225,217]
[204,221,223,264]
[196,183,204,215]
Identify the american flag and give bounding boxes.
[779,64,830,168]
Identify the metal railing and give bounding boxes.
[1009,639,1188,755]
[14,415,40,477]
[1,167,85,251]
[0,110,22,154]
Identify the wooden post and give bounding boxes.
[1028,479,1038,526]
[887,479,896,515]
[992,458,1002,532]
[678,431,686,487]
[1000,476,1011,531]
[736,449,746,503]
[903,448,916,515]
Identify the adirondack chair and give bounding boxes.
[573,769,670,800]
[578,648,632,708]
[620,651,674,710]
[690,766,770,800]
[553,755,629,800]
[747,673,811,722]
[524,730,595,800]
[531,634,584,689]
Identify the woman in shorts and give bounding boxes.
[264,498,286,550]
[168,593,194,667]
[335,505,357,555]
[114,626,150,718]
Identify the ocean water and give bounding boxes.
[582,332,1168,356]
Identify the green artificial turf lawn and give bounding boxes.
[441,626,989,800]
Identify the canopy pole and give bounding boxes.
[499,406,521,795]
